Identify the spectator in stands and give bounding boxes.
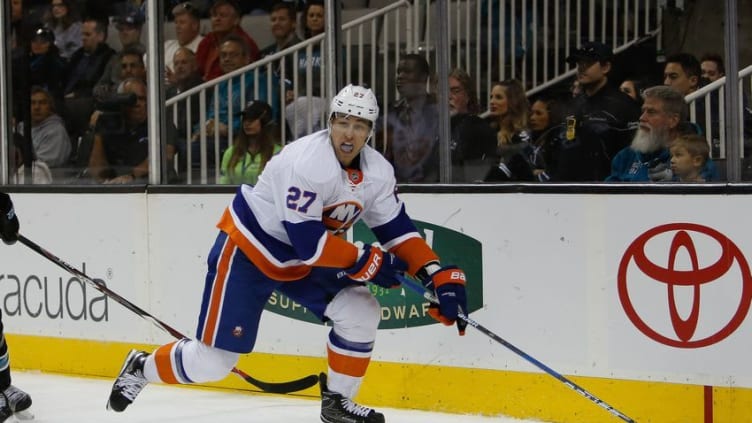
[193,35,277,169]
[664,52,721,155]
[219,100,282,185]
[29,26,66,111]
[259,2,300,58]
[27,86,72,173]
[165,2,204,86]
[95,10,146,100]
[376,53,440,183]
[557,41,640,181]
[284,0,326,138]
[300,0,324,38]
[11,0,38,52]
[195,0,260,82]
[607,85,717,182]
[664,53,701,96]
[11,0,46,123]
[528,95,566,182]
[447,68,496,182]
[167,47,203,170]
[259,1,300,105]
[619,76,649,107]
[606,86,682,182]
[483,79,534,182]
[94,46,147,100]
[670,133,710,182]
[63,17,115,141]
[86,78,177,183]
[44,0,81,61]
[570,79,582,98]
[700,53,725,83]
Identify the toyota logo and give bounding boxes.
[618,223,752,348]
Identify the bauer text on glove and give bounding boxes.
[346,244,408,288]
[425,265,468,335]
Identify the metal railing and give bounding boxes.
[166,0,664,184]
[684,65,752,159]
[165,0,412,184]
[419,0,662,98]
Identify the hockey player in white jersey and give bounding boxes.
[107,85,468,423]
[0,193,35,422]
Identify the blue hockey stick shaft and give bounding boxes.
[396,274,636,423]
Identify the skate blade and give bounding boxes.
[14,410,35,420]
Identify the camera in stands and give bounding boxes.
[95,93,137,134]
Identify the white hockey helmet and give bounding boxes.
[328,84,380,127]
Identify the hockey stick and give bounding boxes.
[397,274,636,423]
[17,234,319,394]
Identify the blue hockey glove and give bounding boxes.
[346,244,407,289]
[425,265,468,335]
[0,193,19,245]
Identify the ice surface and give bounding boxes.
[9,371,542,422]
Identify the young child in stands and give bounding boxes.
[670,134,710,182]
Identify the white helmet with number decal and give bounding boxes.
[328,84,379,126]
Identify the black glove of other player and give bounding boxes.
[0,193,20,245]
[346,244,407,288]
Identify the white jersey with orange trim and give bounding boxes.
[216,129,437,281]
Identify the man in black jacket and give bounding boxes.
[0,193,33,423]
[556,41,640,181]
[63,17,116,142]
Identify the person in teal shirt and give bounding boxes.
[220,100,282,185]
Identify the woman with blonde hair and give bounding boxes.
[484,79,534,181]
[220,101,282,185]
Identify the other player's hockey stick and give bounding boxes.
[397,274,636,423]
[17,234,319,394]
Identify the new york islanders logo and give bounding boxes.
[323,201,363,235]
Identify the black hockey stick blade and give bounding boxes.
[17,234,319,394]
[232,367,319,394]
[397,274,636,423]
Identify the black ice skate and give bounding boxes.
[3,385,31,413]
[107,349,149,412]
[320,373,385,423]
[0,393,12,423]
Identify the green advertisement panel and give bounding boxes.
[265,221,483,329]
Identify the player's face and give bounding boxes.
[329,115,372,167]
